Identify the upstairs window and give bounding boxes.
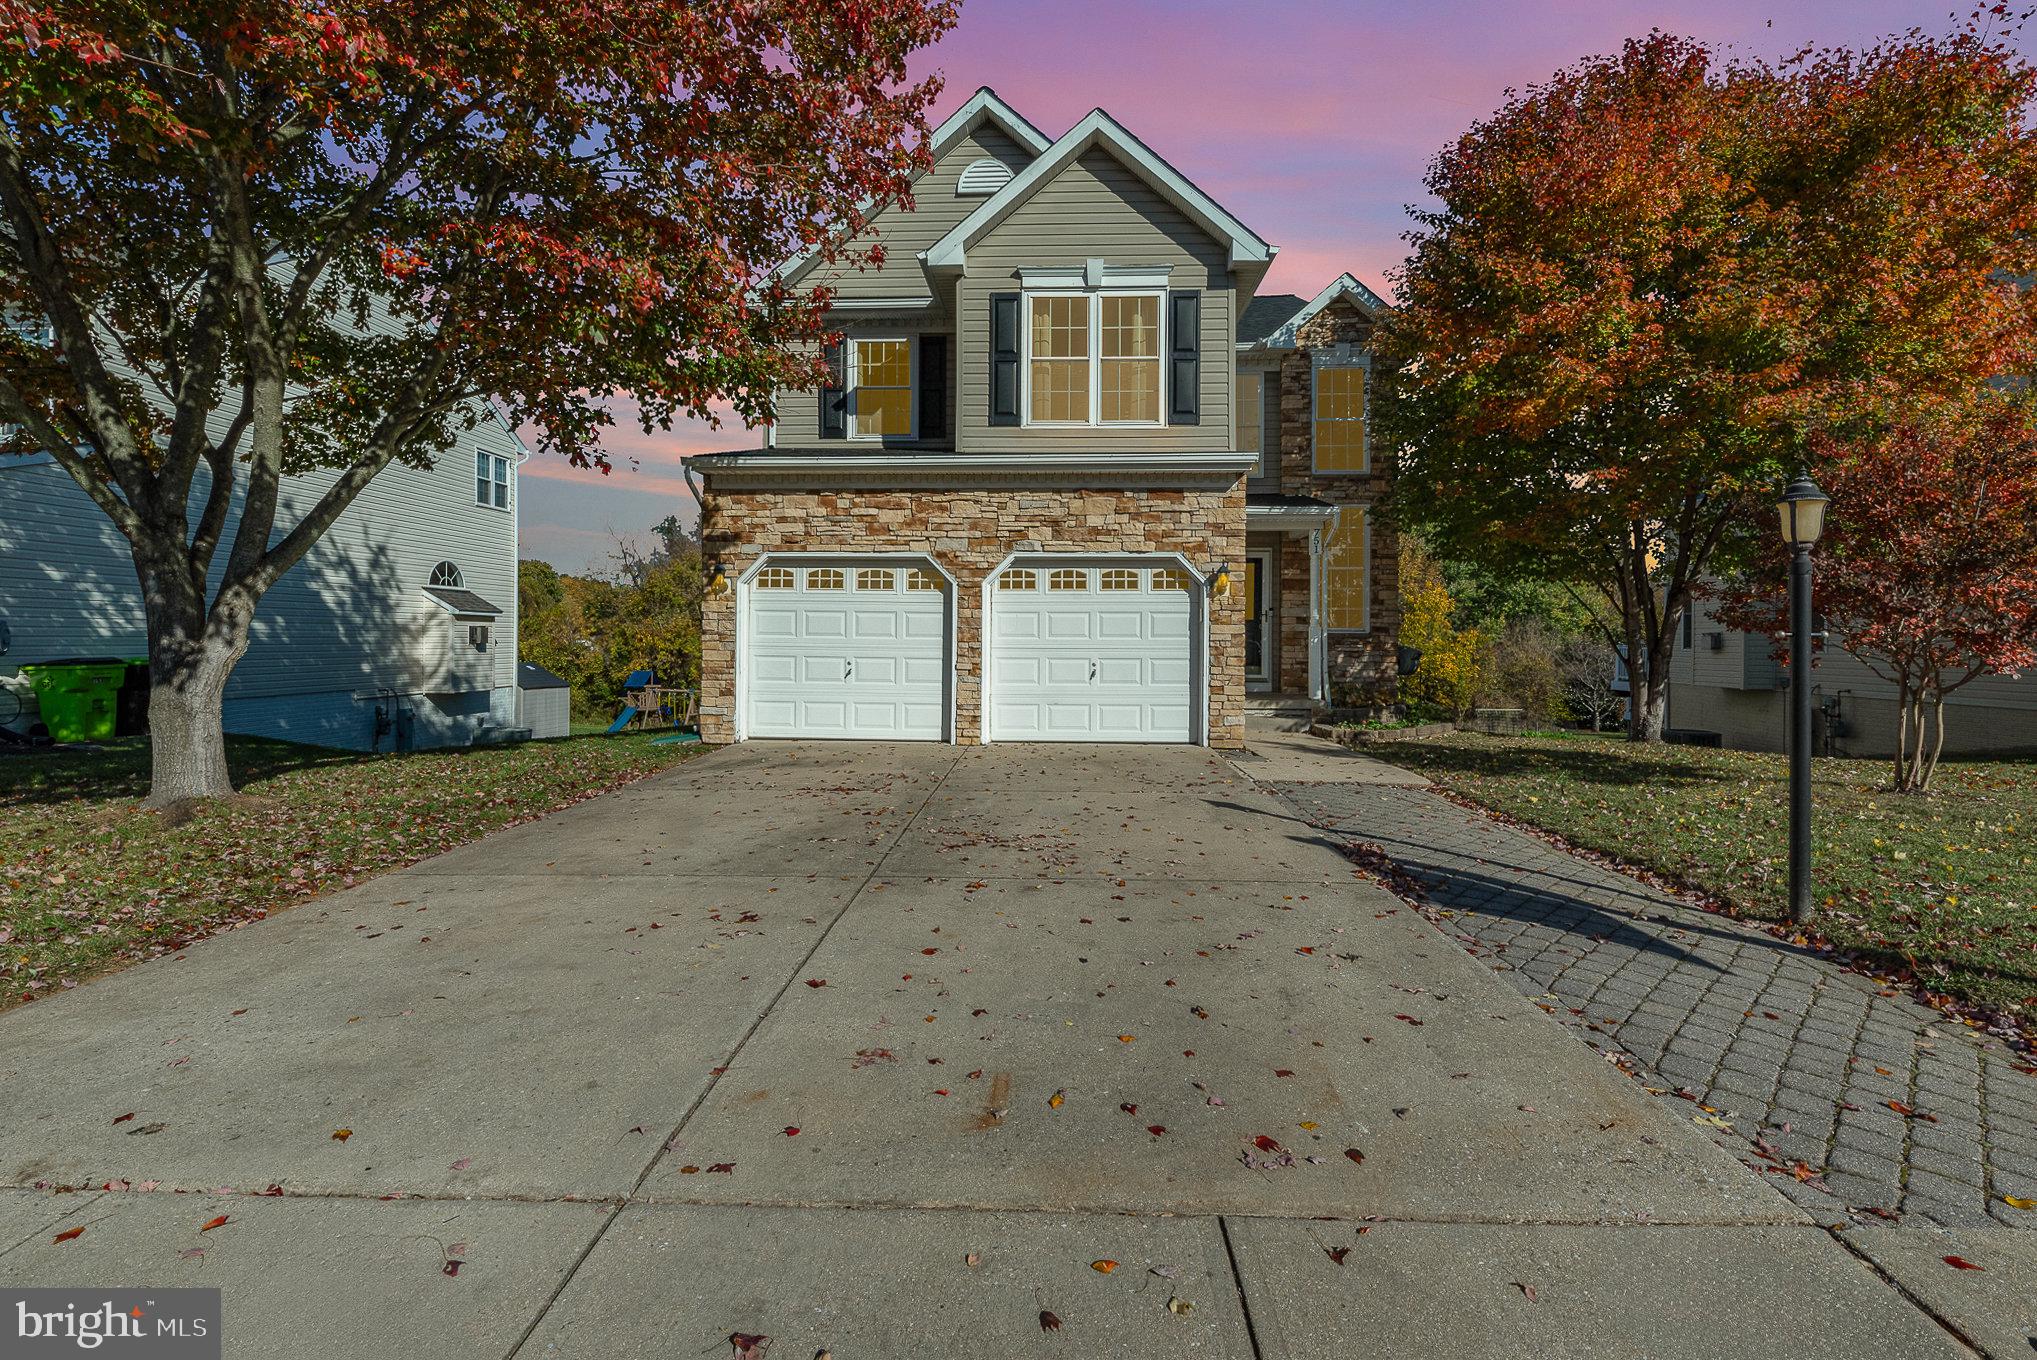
[429,561,464,589]
[1312,360,1367,474]
[1237,370,1264,472]
[476,450,511,508]
[850,338,914,439]
[1026,291,1162,426]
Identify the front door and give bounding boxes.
[1245,551,1275,690]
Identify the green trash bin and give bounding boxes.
[19,658,130,742]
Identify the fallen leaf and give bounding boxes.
[1120,1103,1138,1115]
[782,1127,800,1137]
[1253,1135,1286,1154]
[2003,1195,2035,1210]
[965,1252,981,1268]
[1943,1255,1985,1271]
[1039,1310,1063,1332]
[1274,1069,1294,1078]
[1147,1125,1167,1136]
[112,1113,135,1125]
[804,979,827,988]
[178,1247,204,1261]
[199,1215,228,1232]
[331,1129,353,1142]
[1345,1148,1365,1164]
[1091,1259,1118,1274]
[1167,1297,1195,1316]
[450,1158,471,1171]
[1048,1090,1066,1109]
[728,1333,771,1359]
[1117,1035,1136,1043]
[51,1226,84,1244]
[1515,1282,1538,1303]
[1325,1246,1350,1265]
[1298,1121,1318,1131]
[706,1162,735,1174]
[442,1259,463,1277]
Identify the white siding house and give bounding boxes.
[0,412,527,752]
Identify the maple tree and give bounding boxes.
[1372,24,2037,741]
[0,0,954,802]
[1719,392,2037,793]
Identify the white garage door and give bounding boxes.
[989,562,1197,742]
[746,562,947,740]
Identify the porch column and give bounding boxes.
[1307,526,1325,702]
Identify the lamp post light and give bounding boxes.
[1777,475,1830,926]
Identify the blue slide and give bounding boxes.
[605,670,657,734]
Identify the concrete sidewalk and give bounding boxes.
[0,740,2014,1357]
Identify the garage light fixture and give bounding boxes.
[707,561,730,596]
[1210,562,1232,597]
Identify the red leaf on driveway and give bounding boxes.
[1325,1246,1350,1265]
[804,979,826,988]
[1943,1255,1985,1271]
[112,1113,135,1125]
[1345,1149,1365,1164]
[199,1215,228,1232]
[52,1226,84,1244]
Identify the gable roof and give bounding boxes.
[1252,273,1387,348]
[1238,293,1307,345]
[921,108,1275,273]
[766,88,1049,291]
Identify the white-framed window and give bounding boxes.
[476,450,511,508]
[1099,568,1140,591]
[807,568,845,590]
[429,561,464,588]
[849,337,914,440]
[999,568,1038,591]
[906,567,944,591]
[1312,355,1368,475]
[1048,567,1088,591]
[856,567,896,591]
[1024,290,1163,427]
[755,566,795,590]
[1237,369,1265,473]
[1152,568,1193,592]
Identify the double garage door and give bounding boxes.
[743,558,1198,743]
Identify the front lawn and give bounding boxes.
[0,731,704,1006]
[1378,732,2037,1027]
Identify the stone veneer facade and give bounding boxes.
[698,483,1248,747]
[1259,295,1400,703]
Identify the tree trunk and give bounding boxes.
[1893,675,1913,792]
[147,663,235,805]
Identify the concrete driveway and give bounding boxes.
[0,741,1990,1358]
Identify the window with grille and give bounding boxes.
[1324,509,1369,631]
[906,568,943,591]
[1099,295,1160,423]
[856,568,896,591]
[1313,362,1367,474]
[475,450,511,507]
[755,567,795,589]
[429,561,464,588]
[1028,295,1090,423]
[1048,568,1087,591]
[1152,568,1193,592]
[1237,369,1264,473]
[807,568,845,590]
[999,568,1037,590]
[851,339,913,439]
[1099,568,1140,591]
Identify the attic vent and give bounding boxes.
[957,158,1013,196]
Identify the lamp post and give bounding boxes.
[1777,475,1829,925]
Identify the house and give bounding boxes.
[1,378,528,752]
[686,88,1397,747]
[1666,594,2037,757]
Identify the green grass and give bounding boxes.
[1378,731,2037,1025]
[0,731,704,1006]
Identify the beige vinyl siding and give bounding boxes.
[955,149,1234,454]
[798,125,1034,307]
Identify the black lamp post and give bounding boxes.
[1777,474,1830,925]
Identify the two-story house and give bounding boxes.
[686,89,1397,748]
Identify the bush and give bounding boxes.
[1398,544,1492,720]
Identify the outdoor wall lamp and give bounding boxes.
[1775,473,1830,926]
[1210,562,1232,597]
[707,561,730,596]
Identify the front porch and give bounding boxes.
[1244,494,1340,704]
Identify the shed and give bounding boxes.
[516,662,571,740]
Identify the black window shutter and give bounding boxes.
[918,333,948,441]
[1168,291,1200,425]
[818,337,847,440]
[989,293,1021,427]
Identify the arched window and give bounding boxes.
[429,561,464,589]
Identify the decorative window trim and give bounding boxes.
[429,561,465,589]
[848,337,916,441]
[1020,287,1166,428]
[1311,351,1370,477]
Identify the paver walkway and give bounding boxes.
[1269,775,2037,1231]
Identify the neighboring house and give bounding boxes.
[0,342,528,751]
[1666,593,2037,757]
[687,88,1397,748]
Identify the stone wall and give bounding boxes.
[699,483,1247,747]
[1274,296,1401,702]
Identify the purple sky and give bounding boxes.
[519,0,2014,574]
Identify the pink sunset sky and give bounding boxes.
[519,0,2021,574]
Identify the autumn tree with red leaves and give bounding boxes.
[1373,24,2037,741]
[1719,393,2037,792]
[0,0,954,802]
